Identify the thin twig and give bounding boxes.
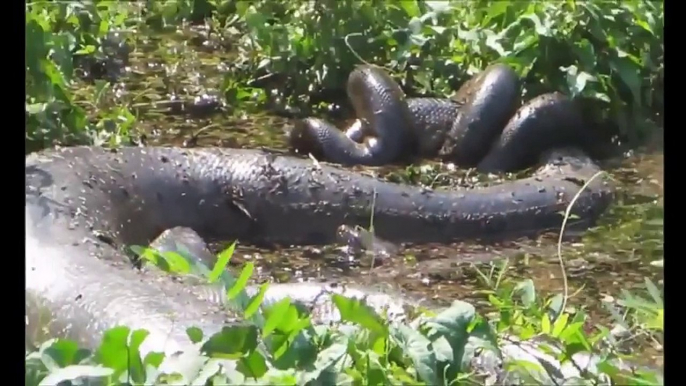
[555,171,606,323]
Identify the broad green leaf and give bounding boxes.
[391,324,438,385]
[399,0,420,17]
[298,341,348,384]
[262,297,293,338]
[488,294,505,308]
[332,294,387,334]
[425,301,476,337]
[144,352,164,369]
[363,351,388,385]
[237,350,268,379]
[41,339,89,367]
[423,301,477,373]
[124,328,150,383]
[95,326,133,373]
[201,326,259,359]
[483,0,511,25]
[186,327,204,344]
[558,321,590,351]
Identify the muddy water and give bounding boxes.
[81,26,663,365]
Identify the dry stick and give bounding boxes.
[344,33,373,66]
[367,188,379,274]
[555,170,606,324]
[344,33,395,73]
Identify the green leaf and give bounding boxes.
[209,241,235,283]
[425,301,476,337]
[331,294,387,334]
[262,297,293,338]
[483,1,512,25]
[558,321,589,350]
[124,328,149,383]
[95,326,132,372]
[201,326,259,359]
[423,301,477,373]
[245,282,268,319]
[488,294,505,308]
[237,350,268,379]
[298,341,348,384]
[38,365,113,386]
[551,313,569,338]
[596,360,621,377]
[541,314,551,334]
[391,324,438,385]
[399,0,420,17]
[226,262,254,301]
[41,339,90,367]
[130,245,160,265]
[186,327,204,344]
[159,251,192,274]
[144,352,164,369]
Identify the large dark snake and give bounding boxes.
[288,64,597,173]
[25,63,623,381]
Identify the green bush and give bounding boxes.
[26,243,664,386]
[25,2,140,152]
[25,1,663,150]
[226,0,663,142]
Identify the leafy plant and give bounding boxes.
[26,239,663,386]
[224,0,662,142]
[25,1,141,152]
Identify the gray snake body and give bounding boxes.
[289,64,593,172]
[25,64,620,381]
[26,145,611,349]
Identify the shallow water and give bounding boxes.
[73,24,664,366]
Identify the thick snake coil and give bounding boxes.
[25,64,620,381]
[288,64,595,172]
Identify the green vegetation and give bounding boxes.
[26,0,663,151]
[25,1,664,385]
[26,240,663,385]
[227,0,663,142]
